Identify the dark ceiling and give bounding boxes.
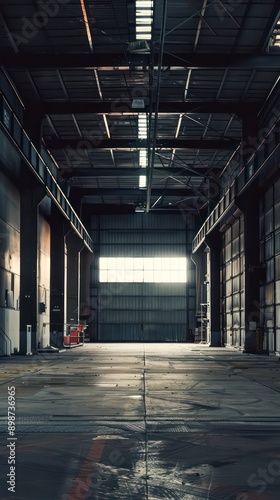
[0,0,279,217]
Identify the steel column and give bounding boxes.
[65,230,85,326]
[205,232,223,347]
[19,183,45,354]
[50,207,67,343]
[237,182,261,352]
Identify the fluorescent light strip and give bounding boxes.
[136,1,153,8]
[139,175,147,188]
[137,18,153,24]
[80,0,93,51]
[139,150,147,167]
[136,0,154,40]
[103,115,111,138]
[175,114,183,139]
[272,17,280,46]
[136,27,152,33]
[138,113,147,188]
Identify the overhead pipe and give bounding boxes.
[146,0,168,213]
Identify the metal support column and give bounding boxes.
[191,246,207,342]
[237,181,261,352]
[241,109,259,169]
[79,248,94,328]
[23,109,43,150]
[65,230,85,326]
[19,182,45,354]
[205,231,222,347]
[50,206,68,345]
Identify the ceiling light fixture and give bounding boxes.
[80,0,93,51]
[136,0,154,41]
[132,99,145,109]
[272,19,280,46]
[138,113,148,189]
[128,40,150,53]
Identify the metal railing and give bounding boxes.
[0,92,93,253]
[193,140,280,253]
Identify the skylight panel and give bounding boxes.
[139,175,147,188]
[80,0,93,51]
[271,18,280,47]
[136,0,154,40]
[138,113,148,189]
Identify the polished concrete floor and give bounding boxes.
[1,343,280,499]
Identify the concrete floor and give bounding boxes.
[1,343,280,500]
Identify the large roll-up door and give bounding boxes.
[90,214,195,342]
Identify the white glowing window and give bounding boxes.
[99,257,187,283]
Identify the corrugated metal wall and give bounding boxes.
[0,170,20,354]
[260,179,280,353]
[38,214,51,349]
[221,215,245,347]
[90,214,195,342]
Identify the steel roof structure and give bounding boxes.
[0,0,279,216]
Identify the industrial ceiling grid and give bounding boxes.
[0,1,279,212]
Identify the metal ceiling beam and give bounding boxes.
[81,188,201,196]
[61,167,214,178]
[35,101,259,116]
[1,53,280,69]
[46,138,239,150]
[260,6,280,51]
[145,0,168,214]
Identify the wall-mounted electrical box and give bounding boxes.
[39,302,46,313]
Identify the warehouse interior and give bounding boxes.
[1,1,280,498]
[0,0,280,354]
